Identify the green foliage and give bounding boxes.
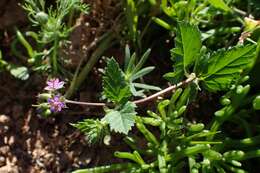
[208,0,232,12]
[0,50,7,71]
[165,22,256,92]
[96,47,160,136]
[164,22,202,83]
[125,0,138,43]
[102,102,136,134]
[102,48,160,102]
[72,163,135,173]
[9,66,29,80]
[78,84,260,172]
[20,0,89,73]
[200,45,256,91]
[73,19,260,172]
[209,83,251,140]
[0,50,30,80]
[71,119,109,145]
[124,46,161,97]
[102,58,131,104]
[16,0,260,172]
[253,95,260,110]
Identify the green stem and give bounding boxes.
[72,163,135,173]
[65,32,115,98]
[64,57,83,98]
[238,149,260,160]
[68,9,75,27]
[208,105,235,140]
[52,37,59,74]
[223,135,260,149]
[16,30,35,59]
[190,141,222,145]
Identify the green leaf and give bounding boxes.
[131,66,154,81]
[124,45,131,71]
[132,83,161,91]
[132,49,151,74]
[166,22,201,83]
[102,102,136,134]
[200,45,256,92]
[102,58,131,103]
[208,0,232,12]
[253,96,260,110]
[71,119,108,145]
[9,66,29,80]
[178,22,202,69]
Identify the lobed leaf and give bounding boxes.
[103,102,136,134]
[9,66,29,80]
[200,45,256,92]
[165,22,201,83]
[102,58,131,103]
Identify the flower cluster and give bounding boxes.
[36,78,66,116]
[48,95,66,112]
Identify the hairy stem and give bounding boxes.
[65,73,196,107]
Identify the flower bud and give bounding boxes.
[43,109,52,117]
[38,93,52,100]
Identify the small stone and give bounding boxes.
[8,136,15,146]
[0,115,10,124]
[0,156,6,167]
[0,145,10,155]
[0,126,9,134]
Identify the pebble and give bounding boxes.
[0,146,10,155]
[8,136,15,146]
[0,115,10,124]
[0,156,6,167]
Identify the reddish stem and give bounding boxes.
[65,74,196,107]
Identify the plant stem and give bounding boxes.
[52,37,58,74]
[223,135,260,149]
[65,99,106,106]
[65,32,115,98]
[65,73,197,107]
[134,73,196,105]
[237,149,260,161]
[65,35,107,99]
[65,32,114,98]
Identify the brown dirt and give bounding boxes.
[0,73,128,173]
[0,0,127,173]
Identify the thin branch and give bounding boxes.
[233,7,247,16]
[134,74,196,105]
[65,99,106,106]
[65,74,196,107]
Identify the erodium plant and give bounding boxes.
[15,0,89,74]
[34,20,260,172]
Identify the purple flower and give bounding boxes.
[44,78,64,91]
[48,95,66,112]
